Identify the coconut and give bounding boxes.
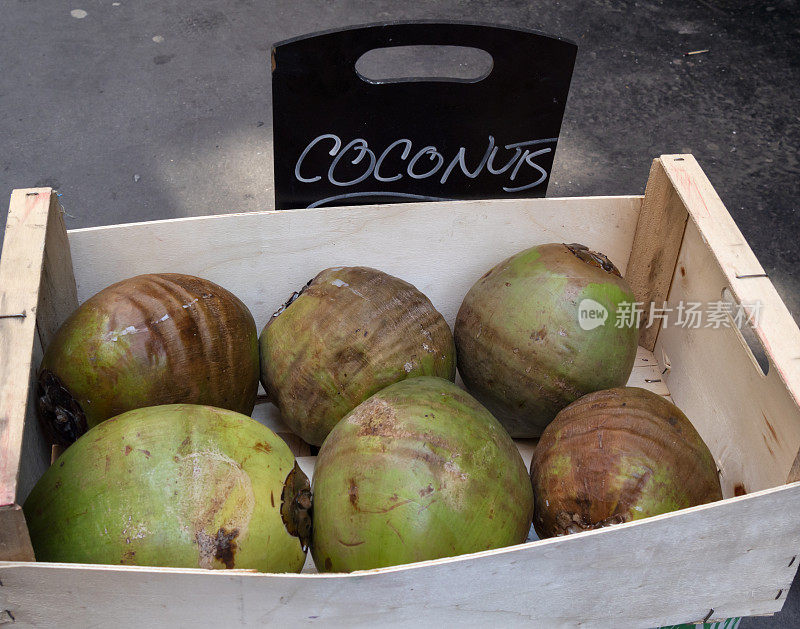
[311,377,532,572]
[37,273,259,445]
[24,404,310,571]
[455,243,639,438]
[259,266,455,446]
[530,387,722,538]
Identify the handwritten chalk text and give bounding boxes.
[294,134,557,194]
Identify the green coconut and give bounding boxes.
[455,243,639,438]
[260,266,456,446]
[311,377,533,572]
[23,404,310,572]
[37,273,259,446]
[530,387,723,538]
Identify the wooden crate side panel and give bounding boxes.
[657,224,800,494]
[660,155,800,404]
[66,196,643,331]
[22,191,78,506]
[36,190,78,348]
[2,484,799,627]
[626,158,689,350]
[0,189,56,509]
[655,155,800,492]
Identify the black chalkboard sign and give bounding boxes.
[272,22,577,209]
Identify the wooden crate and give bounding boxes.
[1,155,799,627]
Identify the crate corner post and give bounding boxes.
[0,188,77,561]
[626,156,690,351]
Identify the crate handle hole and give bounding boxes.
[721,286,770,376]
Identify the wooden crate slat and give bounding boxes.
[65,195,644,331]
[36,191,78,348]
[0,189,57,509]
[660,155,800,407]
[627,158,690,351]
[1,482,799,626]
[655,155,800,493]
[657,221,800,495]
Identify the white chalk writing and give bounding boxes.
[294,134,556,200]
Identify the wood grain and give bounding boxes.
[0,190,58,509]
[0,505,34,562]
[66,195,644,331]
[655,155,800,495]
[627,159,690,351]
[14,332,48,507]
[660,155,800,408]
[1,482,798,627]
